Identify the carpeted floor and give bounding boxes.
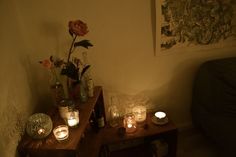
[177,128,220,157]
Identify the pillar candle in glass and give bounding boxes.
[66,109,79,127]
[123,113,137,133]
[132,105,147,123]
[53,125,69,142]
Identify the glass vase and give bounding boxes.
[50,69,65,107]
[79,77,88,103]
[108,96,120,127]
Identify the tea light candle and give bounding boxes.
[53,125,69,141]
[155,111,166,120]
[132,105,147,123]
[123,113,137,133]
[66,110,79,127]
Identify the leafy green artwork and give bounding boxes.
[161,0,236,50]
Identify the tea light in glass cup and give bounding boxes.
[152,111,168,125]
[66,109,79,127]
[123,113,137,133]
[53,125,69,141]
[132,105,147,123]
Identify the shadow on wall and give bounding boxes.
[19,54,52,112]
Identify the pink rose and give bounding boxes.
[68,20,89,36]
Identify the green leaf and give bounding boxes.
[80,65,91,79]
[61,62,79,80]
[74,40,93,49]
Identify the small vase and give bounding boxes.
[51,81,65,106]
[108,96,120,127]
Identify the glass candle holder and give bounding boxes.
[132,105,146,123]
[26,113,53,139]
[152,111,168,125]
[108,96,120,127]
[123,113,137,133]
[58,99,75,120]
[66,109,79,127]
[53,125,69,142]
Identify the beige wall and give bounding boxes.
[1,0,236,156]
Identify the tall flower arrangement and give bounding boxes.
[40,20,93,99]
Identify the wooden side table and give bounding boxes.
[17,86,106,157]
[18,86,178,157]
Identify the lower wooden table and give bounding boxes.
[79,113,178,157]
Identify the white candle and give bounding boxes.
[68,117,79,127]
[155,111,166,119]
[132,106,147,123]
[66,110,79,127]
[53,125,69,141]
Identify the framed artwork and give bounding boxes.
[155,0,236,54]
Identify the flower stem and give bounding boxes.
[67,35,77,63]
[66,35,77,98]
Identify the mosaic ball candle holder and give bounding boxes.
[26,113,53,139]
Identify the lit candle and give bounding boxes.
[53,125,69,141]
[155,111,166,119]
[132,106,147,123]
[127,123,132,128]
[123,113,137,133]
[37,128,45,135]
[66,109,79,127]
[67,117,78,126]
[153,111,168,125]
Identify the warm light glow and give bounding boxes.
[123,113,137,133]
[53,125,69,141]
[132,106,146,123]
[68,118,78,126]
[127,124,132,128]
[66,110,79,127]
[37,128,45,135]
[155,111,166,119]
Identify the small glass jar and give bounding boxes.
[66,109,79,127]
[53,125,69,142]
[132,105,147,123]
[58,99,75,120]
[123,113,137,133]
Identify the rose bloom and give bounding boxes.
[39,59,52,69]
[69,20,89,36]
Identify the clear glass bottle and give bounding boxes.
[108,96,120,127]
[79,77,88,103]
[50,68,65,106]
